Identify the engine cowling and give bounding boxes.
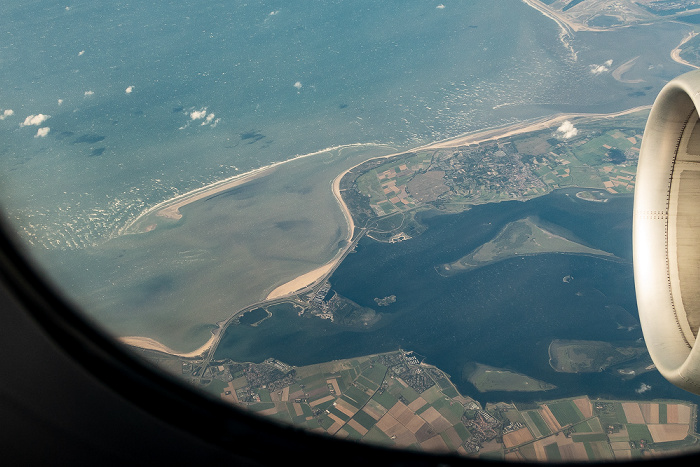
[635,69,700,395]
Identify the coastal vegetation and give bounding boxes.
[548,339,648,373]
[374,295,397,306]
[437,217,618,276]
[463,362,557,393]
[339,111,645,245]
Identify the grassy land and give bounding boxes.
[207,350,700,461]
[466,363,557,392]
[438,217,617,276]
[549,339,648,373]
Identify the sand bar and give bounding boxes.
[520,0,600,34]
[120,142,388,235]
[612,56,644,84]
[671,31,699,70]
[120,333,217,358]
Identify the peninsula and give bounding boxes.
[437,217,619,276]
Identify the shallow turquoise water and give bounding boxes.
[0,1,694,351]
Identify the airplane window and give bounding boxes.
[4,0,700,462]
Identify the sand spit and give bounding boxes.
[423,106,651,149]
[612,56,644,84]
[120,143,389,235]
[266,257,339,299]
[156,169,272,221]
[120,333,217,358]
[521,0,597,34]
[671,31,700,69]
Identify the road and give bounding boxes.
[193,228,367,380]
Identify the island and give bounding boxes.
[374,295,397,306]
[436,217,619,276]
[464,363,557,393]
[548,339,649,374]
[337,108,645,246]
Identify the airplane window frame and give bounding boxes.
[0,215,504,466]
[1,211,700,466]
[3,2,700,464]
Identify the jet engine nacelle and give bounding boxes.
[635,69,700,395]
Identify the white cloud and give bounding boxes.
[201,113,216,126]
[635,383,651,394]
[604,59,613,67]
[35,127,50,138]
[0,109,14,120]
[125,85,134,94]
[20,114,50,127]
[437,4,445,9]
[78,50,85,56]
[590,63,610,75]
[57,99,64,105]
[269,10,279,16]
[180,107,220,129]
[84,90,94,96]
[190,108,207,120]
[294,81,302,90]
[556,120,578,139]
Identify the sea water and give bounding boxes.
[0,1,694,351]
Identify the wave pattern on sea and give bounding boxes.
[11,143,394,251]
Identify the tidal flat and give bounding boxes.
[36,144,396,352]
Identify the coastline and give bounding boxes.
[422,106,650,149]
[123,107,650,357]
[120,142,390,235]
[266,108,649,300]
[520,0,582,34]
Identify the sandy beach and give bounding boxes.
[155,169,273,221]
[423,106,650,149]
[120,333,217,358]
[520,0,598,34]
[266,257,339,299]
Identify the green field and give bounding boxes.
[573,420,593,433]
[526,410,551,437]
[660,403,668,424]
[547,400,585,426]
[572,433,609,442]
[544,442,562,461]
[626,424,653,442]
